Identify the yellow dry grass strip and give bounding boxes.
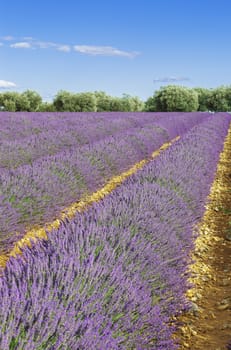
[185,126,231,301]
[175,123,231,349]
[0,136,180,269]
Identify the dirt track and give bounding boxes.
[176,125,231,349]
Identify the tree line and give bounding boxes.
[1,85,231,112]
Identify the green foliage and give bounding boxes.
[152,85,199,112]
[1,85,231,112]
[94,91,112,111]
[109,97,124,111]
[207,86,230,111]
[224,86,231,109]
[0,92,18,111]
[53,90,74,111]
[38,102,56,112]
[94,91,144,112]
[193,87,212,111]
[9,336,19,350]
[120,93,144,111]
[53,91,97,112]
[21,90,42,111]
[112,312,125,323]
[75,92,97,111]
[3,99,16,111]
[94,244,104,259]
[192,85,231,112]
[0,90,42,111]
[144,96,156,111]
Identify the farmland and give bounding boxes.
[0,111,208,254]
[0,112,230,349]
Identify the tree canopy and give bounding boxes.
[147,85,199,112]
[1,85,231,112]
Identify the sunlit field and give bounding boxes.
[0,112,230,349]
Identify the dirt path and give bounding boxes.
[175,125,231,349]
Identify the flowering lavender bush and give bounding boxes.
[0,112,208,170]
[0,112,209,253]
[0,112,159,169]
[0,113,230,349]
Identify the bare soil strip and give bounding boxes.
[175,125,231,349]
[0,136,179,273]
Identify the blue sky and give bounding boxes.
[1,0,231,101]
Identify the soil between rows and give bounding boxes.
[175,126,231,349]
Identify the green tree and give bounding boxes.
[54,91,96,112]
[208,86,230,111]
[0,92,20,111]
[193,87,212,111]
[94,91,113,111]
[120,94,144,112]
[53,90,75,111]
[3,99,16,111]
[129,96,145,111]
[109,97,124,111]
[15,94,30,111]
[144,96,156,111]
[74,92,97,112]
[21,90,42,111]
[38,102,56,112]
[224,86,231,110]
[153,85,199,112]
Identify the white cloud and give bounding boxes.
[2,36,14,41]
[35,41,56,49]
[22,36,34,41]
[34,41,71,52]
[73,45,139,58]
[57,45,71,52]
[9,39,71,53]
[153,76,190,83]
[0,80,17,88]
[6,36,139,58]
[10,42,32,49]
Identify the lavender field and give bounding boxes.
[0,112,230,349]
[0,111,208,254]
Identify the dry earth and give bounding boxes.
[175,125,231,349]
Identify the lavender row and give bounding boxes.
[0,112,208,169]
[0,123,170,251]
[0,112,208,141]
[0,112,162,169]
[0,113,230,349]
[0,113,208,252]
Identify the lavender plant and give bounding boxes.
[0,112,209,253]
[0,113,230,349]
